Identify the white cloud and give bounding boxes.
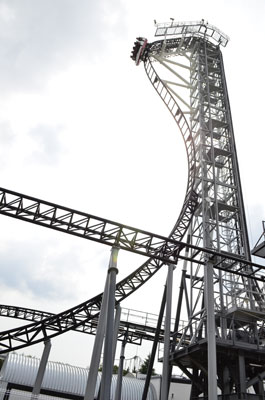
[28,123,64,165]
[0,0,126,94]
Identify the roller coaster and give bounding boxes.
[0,20,265,400]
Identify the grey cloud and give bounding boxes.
[0,120,14,144]
[28,123,63,165]
[0,240,82,301]
[0,0,126,94]
[0,120,15,168]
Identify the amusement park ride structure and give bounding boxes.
[0,20,265,400]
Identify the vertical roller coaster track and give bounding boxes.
[0,32,200,352]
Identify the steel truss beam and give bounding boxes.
[0,304,168,345]
[0,186,197,267]
[0,187,264,353]
[0,187,264,280]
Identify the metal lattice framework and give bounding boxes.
[0,304,176,345]
[0,186,264,355]
[138,20,265,399]
[0,19,265,399]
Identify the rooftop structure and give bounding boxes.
[0,353,157,400]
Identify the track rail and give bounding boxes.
[0,304,168,345]
[0,39,198,353]
[144,54,197,243]
[0,187,196,268]
[0,187,264,353]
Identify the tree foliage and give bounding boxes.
[138,354,155,375]
[99,364,129,375]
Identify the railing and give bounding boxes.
[217,273,265,312]
[0,387,60,400]
[121,307,186,332]
[154,20,229,47]
[167,313,265,353]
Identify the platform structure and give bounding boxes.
[133,20,265,399]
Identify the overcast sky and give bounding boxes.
[0,0,264,371]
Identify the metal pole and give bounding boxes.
[97,303,121,400]
[84,273,110,400]
[238,351,246,396]
[142,285,167,400]
[31,339,51,398]
[168,239,189,394]
[100,247,119,400]
[205,262,217,399]
[3,383,11,400]
[171,239,190,347]
[112,304,121,367]
[114,334,127,400]
[161,263,174,399]
[168,267,186,391]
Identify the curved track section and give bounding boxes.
[0,38,198,353]
[144,54,197,243]
[0,304,168,345]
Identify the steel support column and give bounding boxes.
[238,351,246,399]
[100,246,119,400]
[161,263,174,399]
[205,262,217,400]
[142,285,167,400]
[84,273,110,400]
[114,334,127,400]
[31,339,51,398]
[112,304,121,367]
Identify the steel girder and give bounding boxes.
[0,304,168,345]
[0,188,264,279]
[0,187,264,353]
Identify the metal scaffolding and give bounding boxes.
[133,19,265,399]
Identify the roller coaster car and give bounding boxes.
[130,38,148,66]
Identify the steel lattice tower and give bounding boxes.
[132,21,265,399]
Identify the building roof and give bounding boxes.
[0,353,157,400]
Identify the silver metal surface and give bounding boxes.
[31,339,51,398]
[0,353,157,400]
[100,247,119,400]
[84,273,110,400]
[161,264,174,399]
